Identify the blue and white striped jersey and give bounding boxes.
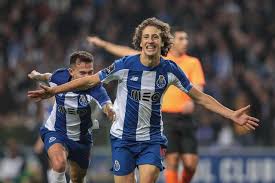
[43,68,111,141]
[99,54,192,145]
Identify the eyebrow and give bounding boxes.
[143,33,160,36]
[79,69,93,73]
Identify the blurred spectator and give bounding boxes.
[32,98,54,183]
[0,0,274,150]
[0,138,25,182]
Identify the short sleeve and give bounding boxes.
[90,84,111,107]
[98,57,126,83]
[167,61,193,93]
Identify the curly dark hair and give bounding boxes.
[132,17,173,56]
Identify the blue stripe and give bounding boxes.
[50,68,71,85]
[77,94,92,142]
[55,94,67,135]
[150,70,168,143]
[89,85,111,107]
[122,70,143,141]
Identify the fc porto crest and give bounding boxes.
[156,75,166,88]
[79,94,88,106]
[114,160,120,171]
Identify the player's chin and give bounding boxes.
[145,51,158,57]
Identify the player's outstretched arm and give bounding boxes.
[87,36,139,57]
[102,103,116,122]
[188,87,260,130]
[28,70,52,82]
[28,73,101,101]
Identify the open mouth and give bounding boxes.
[146,45,157,52]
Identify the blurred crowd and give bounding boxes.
[0,0,274,181]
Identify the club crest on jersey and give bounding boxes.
[79,94,88,106]
[156,75,166,88]
[114,160,120,171]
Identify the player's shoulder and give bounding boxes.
[117,54,139,65]
[110,54,140,71]
[52,68,69,75]
[185,54,201,64]
[122,54,139,61]
[162,58,179,70]
[50,68,70,85]
[161,58,188,76]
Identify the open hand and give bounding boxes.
[27,84,54,102]
[28,70,41,80]
[230,105,259,130]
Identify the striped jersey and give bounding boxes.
[99,54,192,145]
[42,68,111,142]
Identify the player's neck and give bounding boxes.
[140,53,160,67]
[169,49,186,58]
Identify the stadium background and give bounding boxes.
[0,0,274,182]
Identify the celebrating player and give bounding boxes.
[28,18,259,183]
[87,27,205,183]
[29,51,115,183]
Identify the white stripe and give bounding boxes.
[136,71,156,141]
[64,92,81,141]
[45,102,57,131]
[159,93,165,138]
[102,69,127,84]
[110,70,129,139]
[160,113,164,138]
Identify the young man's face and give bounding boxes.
[140,26,163,57]
[172,31,188,55]
[69,58,94,80]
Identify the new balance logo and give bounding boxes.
[49,137,56,143]
[130,76,139,81]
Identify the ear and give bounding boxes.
[68,68,74,76]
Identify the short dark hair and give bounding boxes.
[171,26,185,35]
[132,17,173,56]
[69,51,94,65]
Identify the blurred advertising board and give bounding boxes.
[192,147,275,183]
[89,147,275,183]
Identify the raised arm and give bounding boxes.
[28,70,52,82]
[28,73,101,101]
[87,36,139,57]
[28,57,126,101]
[168,61,259,130]
[188,87,259,130]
